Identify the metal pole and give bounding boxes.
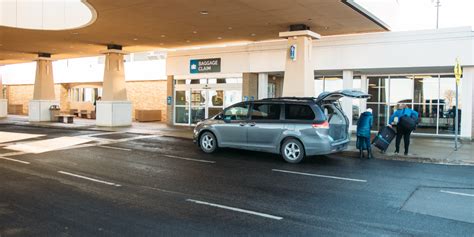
[435,0,441,29]
[454,83,458,151]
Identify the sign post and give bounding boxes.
[453,58,462,151]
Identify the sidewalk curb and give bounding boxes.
[339,150,474,166]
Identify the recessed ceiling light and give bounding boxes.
[71,32,79,35]
[324,26,329,30]
[161,35,166,38]
[200,10,209,15]
[193,31,198,34]
[159,43,164,45]
[250,33,256,37]
[217,37,222,40]
[69,46,74,48]
[133,38,138,41]
[227,27,233,30]
[186,40,191,43]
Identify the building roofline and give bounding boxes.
[341,0,391,31]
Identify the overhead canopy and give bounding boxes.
[0,0,388,65]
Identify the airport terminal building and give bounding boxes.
[1,27,473,139]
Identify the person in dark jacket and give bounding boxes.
[356,108,373,159]
[388,103,419,156]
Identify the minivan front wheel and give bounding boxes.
[281,138,305,163]
[200,131,217,153]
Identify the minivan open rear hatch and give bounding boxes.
[316,89,370,102]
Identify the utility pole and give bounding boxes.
[435,0,441,29]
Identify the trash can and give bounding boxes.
[49,105,60,122]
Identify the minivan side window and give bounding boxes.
[223,103,249,121]
[285,104,315,120]
[251,103,281,120]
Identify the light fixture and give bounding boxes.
[161,34,166,38]
[227,26,233,30]
[71,32,79,35]
[133,38,138,41]
[250,33,256,37]
[192,31,198,34]
[217,37,223,40]
[159,43,164,45]
[186,40,191,43]
[200,10,209,15]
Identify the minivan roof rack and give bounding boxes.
[260,97,317,101]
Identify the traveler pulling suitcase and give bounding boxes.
[372,126,396,152]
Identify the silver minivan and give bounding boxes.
[193,90,370,163]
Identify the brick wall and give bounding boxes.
[126,80,168,122]
[7,81,169,122]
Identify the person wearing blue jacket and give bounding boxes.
[388,104,419,155]
[356,108,373,159]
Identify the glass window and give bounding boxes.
[175,91,188,106]
[439,75,461,135]
[251,103,281,120]
[223,103,249,121]
[324,77,343,92]
[208,90,224,107]
[314,77,324,97]
[175,107,189,124]
[285,104,315,120]
[191,90,206,107]
[390,76,413,105]
[224,90,242,107]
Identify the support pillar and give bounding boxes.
[96,45,132,127]
[342,70,354,127]
[29,54,59,122]
[0,73,7,118]
[460,66,474,140]
[166,75,174,126]
[279,29,320,97]
[242,73,258,101]
[258,73,268,99]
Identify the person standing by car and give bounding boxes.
[356,108,373,159]
[388,104,419,156]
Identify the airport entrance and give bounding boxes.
[174,78,242,125]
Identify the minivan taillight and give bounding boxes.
[312,121,329,129]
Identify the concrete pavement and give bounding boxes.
[0,125,473,236]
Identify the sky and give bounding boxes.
[356,0,474,31]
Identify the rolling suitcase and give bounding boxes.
[372,126,396,152]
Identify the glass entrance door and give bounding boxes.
[174,78,242,125]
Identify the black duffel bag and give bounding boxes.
[398,115,417,131]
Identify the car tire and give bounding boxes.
[281,138,305,164]
[199,131,218,153]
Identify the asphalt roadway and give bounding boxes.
[0,125,473,237]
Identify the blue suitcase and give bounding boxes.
[372,126,396,152]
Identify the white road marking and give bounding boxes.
[164,155,215,164]
[99,145,132,151]
[5,137,91,154]
[186,199,283,220]
[0,156,30,164]
[58,171,121,187]
[440,190,474,198]
[272,169,367,183]
[0,132,46,144]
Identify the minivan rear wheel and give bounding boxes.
[281,138,305,163]
[200,131,217,153]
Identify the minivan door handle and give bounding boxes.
[239,122,247,126]
[248,122,256,127]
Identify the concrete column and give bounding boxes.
[279,30,320,97]
[29,56,59,122]
[0,73,6,118]
[96,47,132,127]
[342,70,354,128]
[242,73,258,101]
[460,66,473,140]
[166,75,174,126]
[258,73,268,99]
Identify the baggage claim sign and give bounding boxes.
[190,58,221,74]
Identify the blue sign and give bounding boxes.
[167,96,172,105]
[289,45,297,61]
[190,58,221,74]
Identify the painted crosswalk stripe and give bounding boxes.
[272,169,367,183]
[0,156,30,164]
[99,145,132,151]
[440,190,474,198]
[58,171,121,187]
[186,199,283,220]
[164,155,215,164]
